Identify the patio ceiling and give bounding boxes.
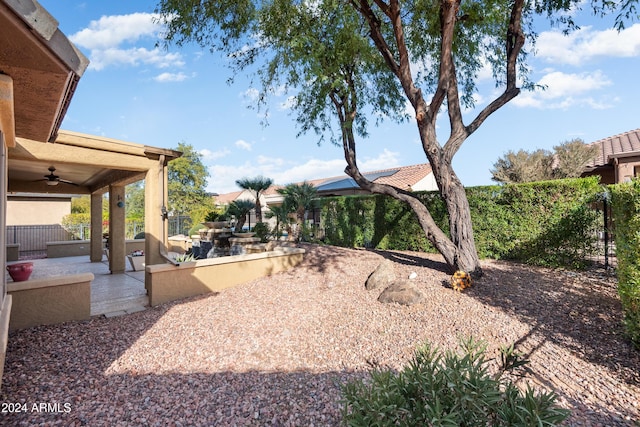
[0,0,89,143]
[8,130,182,195]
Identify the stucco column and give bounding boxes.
[108,185,126,274]
[144,158,168,267]
[89,193,103,262]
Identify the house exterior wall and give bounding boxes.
[412,173,438,191]
[615,157,640,183]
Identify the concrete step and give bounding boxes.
[91,294,149,317]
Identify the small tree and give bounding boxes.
[492,139,599,183]
[168,142,210,217]
[491,149,554,183]
[235,176,273,223]
[278,182,318,242]
[157,0,636,277]
[227,199,256,231]
[553,139,599,179]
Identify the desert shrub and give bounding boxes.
[610,179,640,348]
[341,338,570,426]
[252,222,271,242]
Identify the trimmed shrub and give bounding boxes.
[610,179,640,348]
[321,177,603,269]
[341,338,569,426]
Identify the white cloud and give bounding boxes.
[235,140,253,151]
[71,13,160,49]
[206,150,402,195]
[359,149,401,171]
[200,148,231,161]
[153,72,194,83]
[537,24,640,66]
[242,88,260,103]
[70,13,185,71]
[512,70,613,109]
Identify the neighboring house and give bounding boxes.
[582,128,640,184]
[215,163,436,226]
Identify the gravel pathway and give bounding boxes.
[1,244,638,426]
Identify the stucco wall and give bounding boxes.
[146,248,305,307]
[6,196,71,226]
[8,273,93,331]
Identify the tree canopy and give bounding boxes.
[491,139,598,183]
[168,142,210,216]
[235,175,273,223]
[156,0,637,276]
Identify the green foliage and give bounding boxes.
[173,253,195,262]
[491,139,598,183]
[168,142,210,216]
[277,182,318,242]
[252,222,271,243]
[204,209,229,222]
[341,338,569,426]
[125,182,145,220]
[228,199,256,231]
[610,179,640,348]
[322,178,603,269]
[235,176,273,222]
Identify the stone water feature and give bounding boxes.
[192,221,232,258]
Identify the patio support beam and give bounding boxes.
[90,192,103,262]
[143,157,167,268]
[108,185,125,274]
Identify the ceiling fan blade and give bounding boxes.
[58,179,79,186]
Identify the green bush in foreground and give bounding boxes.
[610,179,640,348]
[341,338,569,426]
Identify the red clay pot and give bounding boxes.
[6,262,33,282]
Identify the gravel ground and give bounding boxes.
[1,243,639,426]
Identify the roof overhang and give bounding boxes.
[0,0,89,142]
[8,130,182,195]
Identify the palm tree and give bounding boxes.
[227,199,255,231]
[235,176,273,223]
[277,182,317,241]
[264,204,289,238]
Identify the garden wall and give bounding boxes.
[145,247,305,306]
[321,177,603,268]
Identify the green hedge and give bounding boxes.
[610,179,640,348]
[321,177,603,269]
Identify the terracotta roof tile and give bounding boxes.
[587,128,640,167]
[215,163,433,203]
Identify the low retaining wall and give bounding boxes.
[7,273,93,331]
[146,247,305,307]
[47,239,144,258]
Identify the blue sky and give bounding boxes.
[39,1,640,195]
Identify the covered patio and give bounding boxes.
[23,255,147,317]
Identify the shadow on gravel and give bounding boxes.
[469,262,640,389]
[0,295,362,426]
[374,249,450,274]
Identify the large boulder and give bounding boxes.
[378,280,425,305]
[365,259,395,291]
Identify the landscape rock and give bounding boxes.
[365,259,395,290]
[378,280,425,305]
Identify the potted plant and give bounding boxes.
[203,210,230,229]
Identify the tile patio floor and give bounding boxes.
[8,255,148,317]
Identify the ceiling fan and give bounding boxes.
[40,166,78,186]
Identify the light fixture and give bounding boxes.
[46,180,59,186]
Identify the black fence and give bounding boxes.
[6,216,192,259]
